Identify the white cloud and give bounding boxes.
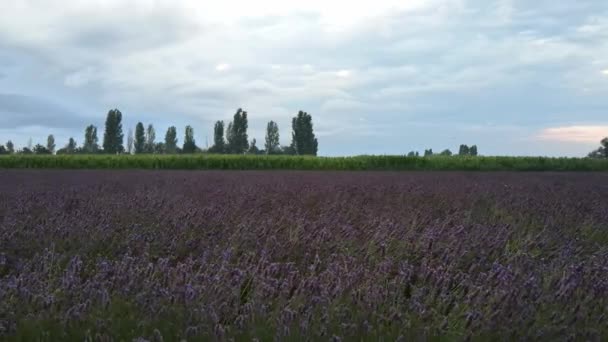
[602,69,608,75]
[336,70,351,78]
[215,63,231,72]
[537,126,608,144]
[193,0,435,30]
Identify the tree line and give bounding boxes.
[0,108,319,156]
[406,144,479,157]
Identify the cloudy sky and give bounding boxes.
[1,0,607,156]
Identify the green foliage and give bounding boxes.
[588,137,608,158]
[8,297,187,342]
[291,111,318,155]
[182,125,197,153]
[68,138,77,153]
[280,145,296,155]
[46,135,55,154]
[588,149,603,158]
[227,108,249,154]
[459,144,478,156]
[470,145,478,156]
[440,149,453,156]
[83,125,99,153]
[459,144,469,156]
[57,138,78,155]
[6,140,14,154]
[2,154,608,171]
[424,149,433,156]
[0,145,7,155]
[153,142,165,154]
[18,148,33,155]
[209,121,225,153]
[265,120,280,154]
[66,138,78,153]
[134,122,146,154]
[164,126,178,154]
[248,138,260,154]
[33,144,51,155]
[145,124,156,153]
[102,109,124,154]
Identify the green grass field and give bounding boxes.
[1,154,607,171]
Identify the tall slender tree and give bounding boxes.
[225,122,234,153]
[164,126,178,154]
[470,145,478,156]
[126,128,134,154]
[291,111,318,156]
[134,122,146,154]
[226,108,249,154]
[145,124,156,153]
[210,121,225,153]
[102,110,113,153]
[102,109,124,154]
[84,125,99,153]
[183,125,197,153]
[265,120,280,154]
[6,141,14,154]
[458,144,469,156]
[67,138,77,153]
[46,135,56,154]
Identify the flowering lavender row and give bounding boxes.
[1,170,608,340]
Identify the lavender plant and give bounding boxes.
[1,170,607,340]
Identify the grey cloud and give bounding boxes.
[0,0,606,156]
[0,93,84,129]
[64,10,202,51]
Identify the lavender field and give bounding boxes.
[1,170,608,341]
